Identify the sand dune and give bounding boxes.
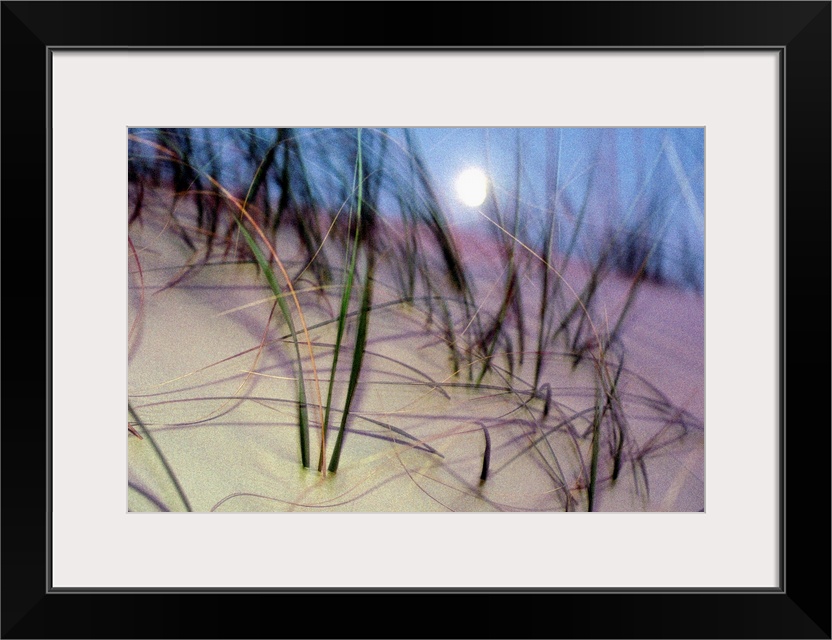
[128,195,704,513]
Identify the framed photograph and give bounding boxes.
[3,1,829,637]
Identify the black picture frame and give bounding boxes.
[2,2,829,638]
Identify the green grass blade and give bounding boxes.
[320,128,364,472]
[327,128,373,474]
[608,357,626,481]
[355,415,444,458]
[128,403,193,512]
[587,385,602,512]
[480,425,491,483]
[234,219,310,467]
[328,253,374,473]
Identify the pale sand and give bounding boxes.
[128,198,704,512]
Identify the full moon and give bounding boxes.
[455,168,488,207]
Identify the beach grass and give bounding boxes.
[127,127,704,512]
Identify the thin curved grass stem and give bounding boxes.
[128,403,192,512]
[128,236,145,344]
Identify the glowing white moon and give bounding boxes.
[455,168,488,207]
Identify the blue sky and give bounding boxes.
[407,127,704,230]
[130,126,704,288]
[400,127,704,287]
